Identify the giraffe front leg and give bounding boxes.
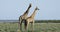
[25,21,29,32]
[31,23,33,32]
[27,22,29,32]
[30,22,34,32]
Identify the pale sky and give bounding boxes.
[0,0,60,20]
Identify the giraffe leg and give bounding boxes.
[27,22,29,32]
[20,20,23,31]
[32,21,34,32]
[24,21,28,32]
[31,23,33,32]
[19,17,22,31]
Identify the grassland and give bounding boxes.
[0,20,60,32]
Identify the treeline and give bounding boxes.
[35,20,60,23]
[0,20,60,23]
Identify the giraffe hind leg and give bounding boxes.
[19,16,22,31]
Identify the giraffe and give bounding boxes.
[24,7,39,32]
[19,3,32,31]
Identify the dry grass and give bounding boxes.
[0,22,60,32]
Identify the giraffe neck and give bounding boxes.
[23,4,31,15]
[30,10,37,18]
[23,8,29,15]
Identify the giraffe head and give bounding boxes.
[29,3,32,8]
[35,7,39,10]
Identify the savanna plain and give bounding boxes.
[0,20,60,32]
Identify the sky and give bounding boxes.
[0,0,60,20]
